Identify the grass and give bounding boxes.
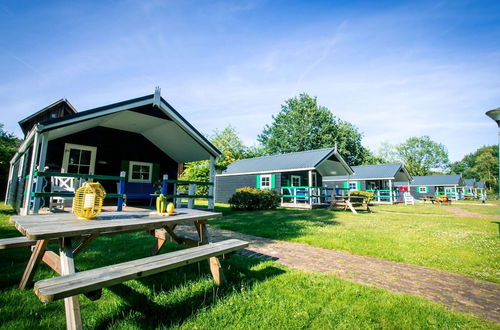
[0,203,498,328]
[370,203,454,214]
[210,204,500,284]
[452,203,499,216]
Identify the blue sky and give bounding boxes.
[1,0,499,161]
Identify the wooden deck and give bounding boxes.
[280,203,329,209]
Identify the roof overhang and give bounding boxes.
[11,91,221,164]
[314,149,354,177]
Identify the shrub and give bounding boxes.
[349,190,374,202]
[228,187,281,210]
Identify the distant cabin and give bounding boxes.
[215,148,353,208]
[322,163,412,204]
[395,174,465,200]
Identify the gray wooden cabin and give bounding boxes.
[215,148,353,208]
[6,88,221,215]
[394,174,465,200]
[322,163,412,204]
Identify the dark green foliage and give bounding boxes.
[228,187,281,210]
[349,190,374,202]
[0,124,21,199]
[257,93,370,165]
[450,145,499,191]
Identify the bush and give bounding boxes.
[349,190,374,202]
[228,187,281,210]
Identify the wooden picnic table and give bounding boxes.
[9,208,228,329]
[329,195,372,214]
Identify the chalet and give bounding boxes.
[215,148,353,208]
[463,179,476,198]
[322,163,412,204]
[5,88,221,215]
[395,174,465,200]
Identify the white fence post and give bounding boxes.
[208,156,215,210]
[188,183,195,209]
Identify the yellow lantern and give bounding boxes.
[73,182,106,219]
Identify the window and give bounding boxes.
[291,175,301,187]
[349,182,357,190]
[260,175,271,190]
[418,187,427,193]
[444,187,453,193]
[62,143,97,175]
[129,161,153,182]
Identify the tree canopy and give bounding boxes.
[450,145,498,191]
[375,136,450,176]
[257,93,369,165]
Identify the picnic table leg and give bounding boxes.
[195,220,226,286]
[59,237,82,330]
[19,239,49,289]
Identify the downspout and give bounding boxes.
[208,156,216,210]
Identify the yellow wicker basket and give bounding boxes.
[73,182,106,219]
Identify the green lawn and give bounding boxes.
[452,203,499,216]
[210,204,500,284]
[0,203,497,328]
[370,203,454,214]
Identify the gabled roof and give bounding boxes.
[219,148,353,176]
[464,179,476,187]
[323,163,410,181]
[11,88,221,164]
[18,98,77,125]
[476,181,486,189]
[410,174,464,186]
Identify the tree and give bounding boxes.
[450,145,498,191]
[375,142,399,163]
[180,126,257,191]
[257,93,370,165]
[0,124,22,199]
[395,136,449,176]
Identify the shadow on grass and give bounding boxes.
[92,256,284,329]
[210,207,340,241]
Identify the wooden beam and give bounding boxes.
[19,239,49,289]
[72,234,99,257]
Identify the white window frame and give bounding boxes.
[311,172,317,187]
[444,187,453,193]
[418,187,427,193]
[290,175,301,187]
[349,182,357,191]
[260,174,271,190]
[62,143,97,175]
[128,161,153,183]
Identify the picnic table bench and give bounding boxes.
[421,196,452,205]
[329,195,372,214]
[7,209,248,330]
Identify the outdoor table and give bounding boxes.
[10,208,222,327]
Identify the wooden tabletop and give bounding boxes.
[10,209,222,240]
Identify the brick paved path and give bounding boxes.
[172,224,500,323]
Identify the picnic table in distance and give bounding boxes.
[329,195,372,214]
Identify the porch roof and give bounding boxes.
[12,89,221,164]
[464,179,476,188]
[323,163,411,182]
[217,148,353,177]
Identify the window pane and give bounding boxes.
[69,149,80,165]
[80,150,91,165]
[78,165,90,174]
[67,165,79,173]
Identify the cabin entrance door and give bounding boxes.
[62,143,97,175]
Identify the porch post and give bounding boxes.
[4,162,14,204]
[308,170,313,204]
[388,179,393,204]
[33,133,48,214]
[22,132,40,215]
[208,156,215,210]
[454,185,458,200]
[117,171,126,211]
[161,174,168,195]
